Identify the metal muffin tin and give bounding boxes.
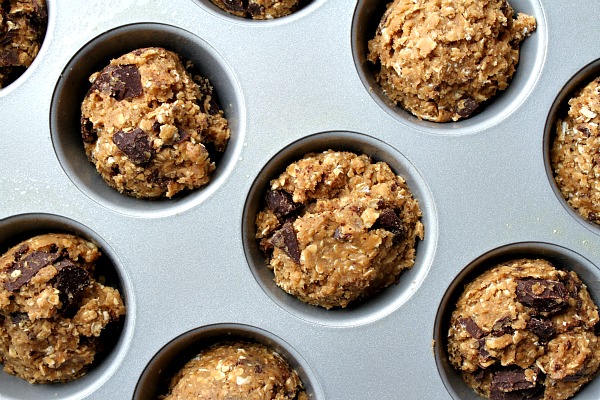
[1,0,600,398]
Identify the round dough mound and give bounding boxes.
[255,150,424,309]
[164,341,307,400]
[448,259,600,400]
[551,77,600,225]
[0,234,126,383]
[81,47,230,198]
[0,0,47,88]
[368,0,536,122]
[211,0,303,19]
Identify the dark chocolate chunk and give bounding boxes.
[492,369,536,392]
[516,278,569,315]
[457,97,479,118]
[270,222,301,264]
[223,0,245,12]
[4,251,61,292]
[333,228,352,241]
[174,127,191,144]
[492,316,514,337]
[266,189,302,219]
[589,212,599,222]
[247,2,265,16]
[373,208,407,240]
[562,370,588,382]
[113,128,155,165]
[147,169,168,186]
[490,386,544,400]
[12,244,29,262]
[81,116,97,143]
[473,368,487,382]
[526,317,555,341]
[0,48,18,67]
[90,64,142,101]
[151,121,162,133]
[478,338,493,362]
[459,317,485,339]
[10,312,28,325]
[52,261,90,297]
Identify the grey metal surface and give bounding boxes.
[0,0,599,399]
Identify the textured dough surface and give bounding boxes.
[0,234,126,383]
[211,0,302,19]
[164,341,307,400]
[368,0,536,122]
[551,77,600,225]
[255,150,423,309]
[81,47,230,198]
[0,0,47,88]
[448,259,600,400]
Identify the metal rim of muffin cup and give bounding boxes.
[0,0,54,97]
[192,0,321,24]
[133,323,323,399]
[351,0,548,135]
[433,241,600,400]
[50,22,246,218]
[0,213,134,400]
[543,58,600,236]
[242,130,438,327]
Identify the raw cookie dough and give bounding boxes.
[448,259,600,400]
[0,0,47,88]
[164,341,307,400]
[367,0,536,122]
[551,76,600,225]
[210,0,303,19]
[255,150,424,309]
[0,234,126,383]
[81,47,230,198]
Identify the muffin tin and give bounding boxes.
[1,0,599,398]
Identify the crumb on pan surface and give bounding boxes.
[255,150,424,309]
[163,341,307,400]
[0,233,126,383]
[448,258,600,400]
[367,0,536,122]
[551,76,600,225]
[81,47,230,199]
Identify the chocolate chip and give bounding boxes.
[4,251,61,292]
[270,222,301,264]
[223,0,244,12]
[589,212,599,222]
[373,208,407,240]
[490,386,544,400]
[10,312,28,325]
[81,116,97,143]
[473,368,486,382]
[113,128,155,165]
[151,121,162,133]
[254,364,263,374]
[333,228,352,241]
[247,2,265,16]
[457,97,479,118]
[516,278,569,315]
[526,317,555,341]
[459,317,485,339]
[492,369,537,392]
[147,170,168,186]
[492,316,514,337]
[12,244,29,262]
[478,338,493,362]
[266,189,302,219]
[90,64,143,101]
[52,261,90,297]
[174,128,191,144]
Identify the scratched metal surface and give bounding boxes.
[1,0,600,399]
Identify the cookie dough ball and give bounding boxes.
[255,150,424,309]
[0,234,126,383]
[448,259,600,400]
[0,0,47,88]
[81,47,230,198]
[164,341,307,400]
[551,77,600,225]
[211,0,303,19]
[367,0,536,122]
